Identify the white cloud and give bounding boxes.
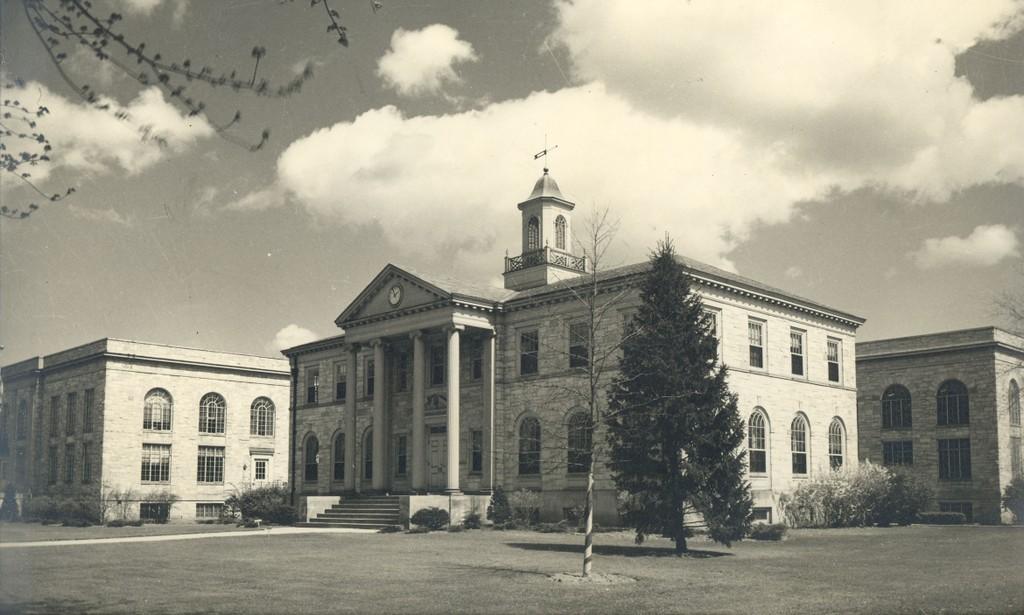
[237,3,1024,279]
[912,224,1021,269]
[377,24,478,97]
[268,324,319,353]
[4,82,213,185]
[551,1,1024,200]
[67,204,134,227]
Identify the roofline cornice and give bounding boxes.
[41,350,290,378]
[857,340,1024,363]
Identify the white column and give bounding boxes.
[371,339,386,491]
[482,330,496,493]
[344,345,358,492]
[410,331,426,491]
[446,325,463,494]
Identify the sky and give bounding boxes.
[1,0,1022,363]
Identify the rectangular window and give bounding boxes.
[139,503,169,522]
[938,438,971,481]
[752,507,772,523]
[335,364,347,400]
[790,329,805,377]
[255,458,267,481]
[569,321,589,368]
[520,329,539,375]
[82,443,92,483]
[196,503,224,520]
[748,319,764,369]
[882,440,914,466]
[64,444,75,483]
[471,430,483,473]
[197,446,225,483]
[1011,436,1022,478]
[50,396,60,436]
[395,435,407,476]
[306,367,320,404]
[470,341,483,381]
[366,358,376,396]
[939,501,974,523]
[395,352,409,392]
[65,392,77,435]
[827,338,841,383]
[429,346,445,386]
[141,444,171,483]
[704,308,721,359]
[48,446,58,484]
[83,389,94,433]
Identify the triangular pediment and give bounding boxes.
[336,265,451,326]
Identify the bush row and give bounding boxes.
[224,484,297,525]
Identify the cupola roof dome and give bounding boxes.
[528,168,563,200]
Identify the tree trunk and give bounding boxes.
[582,468,594,576]
[674,501,688,556]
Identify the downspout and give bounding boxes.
[288,357,298,507]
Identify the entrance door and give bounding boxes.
[428,433,447,490]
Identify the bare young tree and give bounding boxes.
[506,207,638,577]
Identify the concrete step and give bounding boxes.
[317,513,401,521]
[299,520,400,529]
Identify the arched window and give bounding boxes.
[829,419,844,469]
[791,416,808,475]
[567,411,592,473]
[363,430,373,480]
[527,217,540,251]
[250,397,275,437]
[333,432,345,481]
[748,410,767,473]
[518,416,541,475]
[198,393,226,434]
[143,389,173,431]
[555,215,567,250]
[1009,379,1021,426]
[937,379,969,425]
[881,385,912,429]
[304,435,319,482]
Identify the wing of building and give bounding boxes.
[282,170,865,527]
[0,339,290,521]
[856,327,1024,524]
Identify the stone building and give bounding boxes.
[856,327,1024,523]
[0,339,290,521]
[284,170,864,527]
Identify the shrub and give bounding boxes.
[58,497,101,525]
[225,484,296,525]
[487,486,512,524]
[0,484,18,521]
[106,519,127,528]
[447,525,465,533]
[749,523,787,541]
[873,470,932,526]
[127,519,144,527]
[917,511,966,525]
[462,512,481,529]
[1002,477,1024,523]
[410,507,449,531]
[23,496,60,522]
[378,525,403,534]
[492,519,523,531]
[536,521,571,534]
[508,489,541,525]
[781,462,929,528]
[407,526,431,534]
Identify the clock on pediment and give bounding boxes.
[387,283,403,307]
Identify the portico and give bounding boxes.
[329,267,505,496]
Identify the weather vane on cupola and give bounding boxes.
[533,135,558,174]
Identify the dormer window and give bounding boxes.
[527,216,540,251]
[555,215,566,250]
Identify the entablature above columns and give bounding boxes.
[342,305,495,345]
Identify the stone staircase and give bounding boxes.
[298,495,402,530]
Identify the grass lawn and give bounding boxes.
[1,525,1022,613]
[0,521,258,543]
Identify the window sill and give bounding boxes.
[748,472,769,478]
[141,481,171,485]
[197,482,225,486]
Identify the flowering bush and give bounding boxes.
[780,462,931,528]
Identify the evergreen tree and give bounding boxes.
[605,237,752,554]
